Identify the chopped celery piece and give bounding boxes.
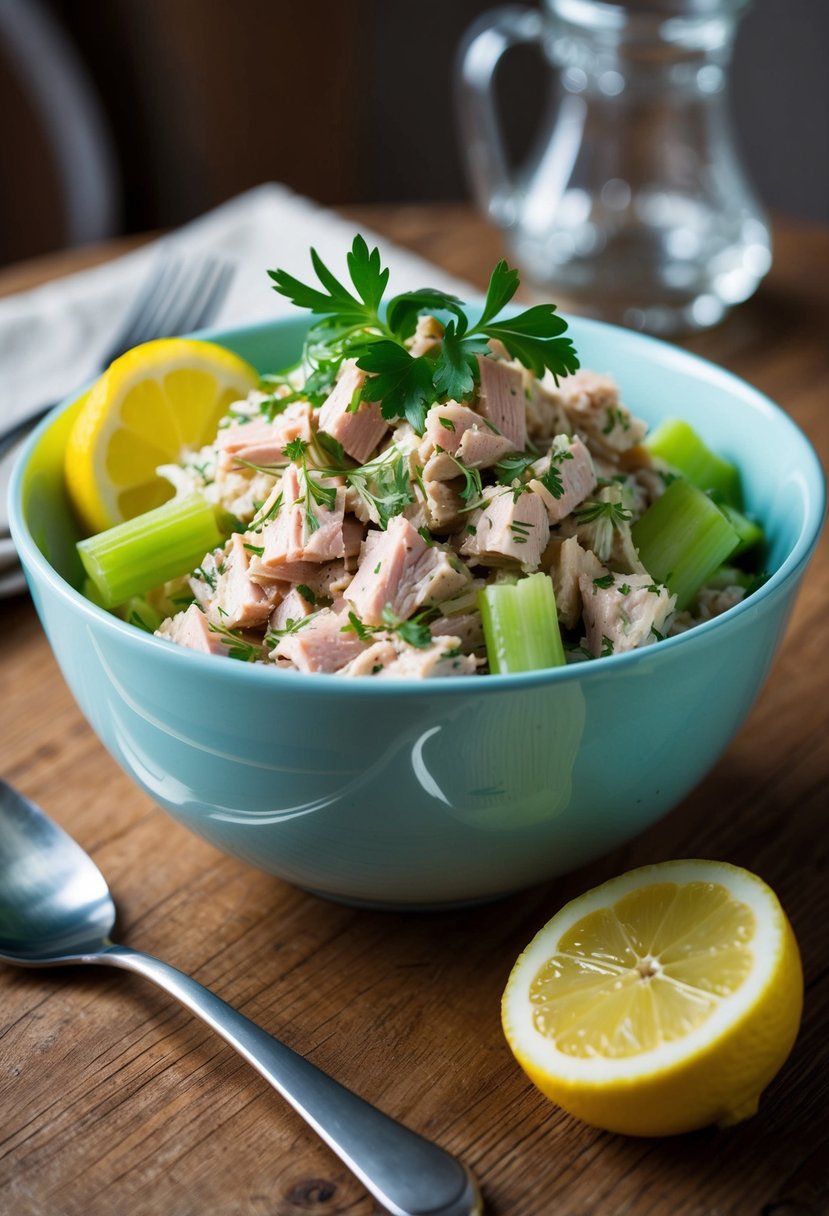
[78,493,222,610]
[81,576,107,609]
[478,573,565,674]
[717,501,764,557]
[646,419,741,506]
[632,479,740,611]
[117,597,164,633]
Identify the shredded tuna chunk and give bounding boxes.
[476,356,527,451]
[247,466,346,578]
[271,608,367,672]
[375,636,478,679]
[430,611,484,652]
[216,402,312,472]
[418,479,465,531]
[579,573,676,657]
[156,604,234,655]
[523,371,572,444]
[318,360,390,463]
[269,587,316,632]
[345,516,470,625]
[549,536,607,631]
[337,639,399,676]
[529,436,597,524]
[189,533,278,629]
[419,401,512,471]
[461,486,550,567]
[559,370,647,457]
[572,483,644,569]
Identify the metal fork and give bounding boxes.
[0,251,234,456]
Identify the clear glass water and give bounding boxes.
[458,0,771,334]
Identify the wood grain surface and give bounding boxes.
[1,206,827,1216]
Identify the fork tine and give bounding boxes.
[147,256,224,343]
[107,253,186,360]
[186,261,234,333]
[136,257,208,345]
[104,252,234,366]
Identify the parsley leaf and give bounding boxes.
[356,341,434,433]
[483,305,580,383]
[386,288,467,340]
[346,234,389,311]
[431,322,487,401]
[475,260,520,329]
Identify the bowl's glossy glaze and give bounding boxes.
[9,316,825,907]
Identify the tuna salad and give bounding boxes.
[78,239,765,678]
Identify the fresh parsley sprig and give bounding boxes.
[268,236,579,434]
[345,446,414,529]
[283,437,337,535]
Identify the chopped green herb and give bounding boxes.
[265,611,321,646]
[593,573,615,589]
[283,436,310,463]
[345,445,413,529]
[381,606,432,649]
[208,621,261,662]
[193,564,218,591]
[574,499,633,527]
[341,611,372,642]
[249,492,284,531]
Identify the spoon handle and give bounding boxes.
[98,944,481,1216]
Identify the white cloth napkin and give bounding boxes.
[0,183,472,591]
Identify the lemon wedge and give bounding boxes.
[65,338,259,533]
[502,860,802,1136]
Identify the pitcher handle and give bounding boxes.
[456,6,547,227]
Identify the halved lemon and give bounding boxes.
[502,860,802,1136]
[65,338,259,533]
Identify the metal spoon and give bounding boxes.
[0,781,482,1216]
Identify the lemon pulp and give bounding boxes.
[530,880,755,1058]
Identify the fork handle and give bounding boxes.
[96,944,482,1216]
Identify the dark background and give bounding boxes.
[1,0,827,268]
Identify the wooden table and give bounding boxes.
[1,207,827,1216]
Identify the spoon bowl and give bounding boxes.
[0,780,481,1216]
[0,781,115,962]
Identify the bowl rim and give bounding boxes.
[9,312,826,696]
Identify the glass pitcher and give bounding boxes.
[457,0,771,334]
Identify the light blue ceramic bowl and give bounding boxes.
[9,316,825,908]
